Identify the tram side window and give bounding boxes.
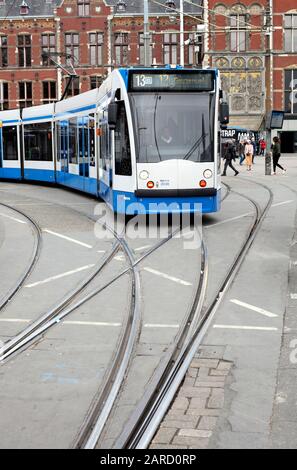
[114,101,132,176]
[24,123,52,161]
[68,118,78,164]
[100,123,110,171]
[2,127,18,160]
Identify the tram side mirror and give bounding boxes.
[108,101,118,130]
[220,101,229,125]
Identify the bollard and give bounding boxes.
[265,152,272,175]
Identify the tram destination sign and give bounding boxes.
[129,71,214,92]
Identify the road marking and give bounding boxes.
[0,318,121,327]
[205,212,252,228]
[25,264,95,288]
[290,293,297,300]
[144,323,180,328]
[230,299,278,318]
[43,229,93,249]
[213,324,278,331]
[0,212,27,224]
[0,318,30,323]
[97,250,106,253]
[271,200,294,208]
[63,321,121,327]
[134,245,152,252]
[114,255,125,262]
[143,267,192,286]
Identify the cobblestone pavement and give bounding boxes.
[150,349,233,450]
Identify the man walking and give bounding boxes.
[222,141,239,176]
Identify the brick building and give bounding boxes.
[207,0,267,131]
[272,0,297,152]
[0,0,204,110]
[0,0,60,110]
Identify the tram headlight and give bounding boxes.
[139,170,149,180]
[203,169,213,179]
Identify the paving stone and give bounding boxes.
[193,381,225,388]
[191,359,219,369]
[172,436,210,448]
[210,369,229,377]
[179,429,212,439]
[171,397,189,411]
[187,368,198,378]
[183,377,196,387]
[197,367,210,377]
[198,416,218,431]
[152,427,178,445]
[186,408,220,417]
[217,361,233,371]
[188,397,208,409]
[195,376,225,385]
[162,417,199,429]
[178,386,211,398]
[150,444,187,450]
[208,388,225,409]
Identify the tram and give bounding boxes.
[0,67,226,214]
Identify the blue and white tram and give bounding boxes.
[0,67,224,214]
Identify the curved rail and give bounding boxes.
[0,202,42,312]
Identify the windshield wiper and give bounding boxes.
[183,132,209,161]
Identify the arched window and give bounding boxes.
[230,4,247,52]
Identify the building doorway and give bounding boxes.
[280,131,297,153]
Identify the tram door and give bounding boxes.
[57,120,69,184]
[78,115,96,193]
[98,111,113,204]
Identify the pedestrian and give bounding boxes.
[251,137,257,163]
[271,136,286,175]
[222,141,239,176]
[238,140,245,165]
[260,139,266,156]
[245,140,254,171]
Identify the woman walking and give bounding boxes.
[245,140,254,171]
[271,136,286,175]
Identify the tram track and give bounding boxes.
[0,202,42,313]
[109,178,273,449]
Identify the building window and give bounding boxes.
[18,34,31,67]
[114,33,129,65]
[284,15,297,52]
[0,36,8,67]
[284,70,297,114]
[64,77,80,98]
[164,33,178,65]
[89,33,103,66]
[90,76,103,89]
[139,32,153,65]
[19,82,32,108]
[42,34,56,66]
[65,33,79,65]
[0,82,9,111]
[43,81,57,104]
[186,33,196,66]
[230,15,246,52]
[78,0,90,17]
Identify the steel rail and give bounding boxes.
[0,202,42,312]
[115,180,273,449]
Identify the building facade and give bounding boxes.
[0,0,203,110]
[207,0,267,131]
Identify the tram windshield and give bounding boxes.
[129,93,215,163]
